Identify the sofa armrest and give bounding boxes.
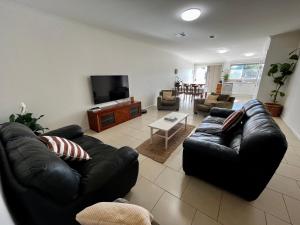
[175,97,180,105]
[194,99,205,104]
[183,137,239,163]
[210,107,235,118]
[43,124,83,140]
[157,96,162,107]
[194,99,205,113]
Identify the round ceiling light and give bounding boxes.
[217,49,229,54]
[181,8,201,21]
[244,52,255,57]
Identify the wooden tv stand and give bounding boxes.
[87,101,142,132]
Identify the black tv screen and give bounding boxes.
[91,75,129,104]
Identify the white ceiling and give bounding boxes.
[13,0,300,63]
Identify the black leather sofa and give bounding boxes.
[183,99,287,200]
[0,123,139,225]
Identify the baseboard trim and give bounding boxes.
[144,105,155,109]
[281,116,300,140]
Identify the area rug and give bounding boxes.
[136,124,195,163]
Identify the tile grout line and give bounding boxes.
[266,186,300,202]
[264,212,268,225]
[150,190,165,213]
[216,191,224,223]
[282,193,293,225]
[189,208,197,225]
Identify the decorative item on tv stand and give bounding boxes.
[265,48,299,117]
[130,96,134,103]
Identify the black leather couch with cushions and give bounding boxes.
[183,99,287,200]
[0,123,139,225]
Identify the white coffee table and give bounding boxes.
[148,112,189,149]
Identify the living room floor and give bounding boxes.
[86,97,300,225]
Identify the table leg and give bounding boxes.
[165,131,168,149]
[185,117,187,130]
[150,127,153,144]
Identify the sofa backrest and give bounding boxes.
[239,100,287,166]
[0,122,81,203]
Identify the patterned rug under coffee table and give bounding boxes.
[136,123,195,163]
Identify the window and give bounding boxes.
[194,66,207,84]
[229,64,263,81]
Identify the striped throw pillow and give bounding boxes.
[222,109,245,133]
[40,136,91,161]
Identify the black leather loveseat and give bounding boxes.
[183,99,287,200]
[0,123,139,225]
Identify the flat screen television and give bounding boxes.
[91,75,129,104]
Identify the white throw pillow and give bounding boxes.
[162,91,173,100]
[76,202,153,225]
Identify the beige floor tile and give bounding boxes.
[288,138,300,148]
[139,158,165,182]
[155,167,190,198]
[192,211,220,225]
[125,176,164,211]
[218,192,266,225]
[276,163,300,181]
[265,214,291,225]
[268,174,300,200]
[181,178,222,219]
[250,188,290,222]
[164,150,183,171]
[151,192,196,225]
[138,153,147,163]
[285,151,300,168]
[284,195,300,225]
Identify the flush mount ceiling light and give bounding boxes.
[181,8,201,21]
[244,52,255,57]
[217,49,229,54]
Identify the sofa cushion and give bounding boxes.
[161,99,176,106]
[202,116,225,125]
[227,133,243,153]
[69,136,138,194]
[39,136,91,161]
[0,122,36,145]
[6,136,81,202]
[204,99,218,106]
[196,104,211,112]
[196,123,222,135]
[189,132,225,145]
[243,99,262,111]
[244,105,268,118]
[217,94,230,101]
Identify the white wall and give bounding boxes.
[256,30,300,104]
[282,40,300,139]
[0,1,193,130]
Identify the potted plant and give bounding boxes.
[9,102,48,135]
[265,48,299,116]
[223,73,229,82]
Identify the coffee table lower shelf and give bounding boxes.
[150,123,187,149]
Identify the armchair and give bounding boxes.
[194,94,235,114]
[157,90,180,111]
